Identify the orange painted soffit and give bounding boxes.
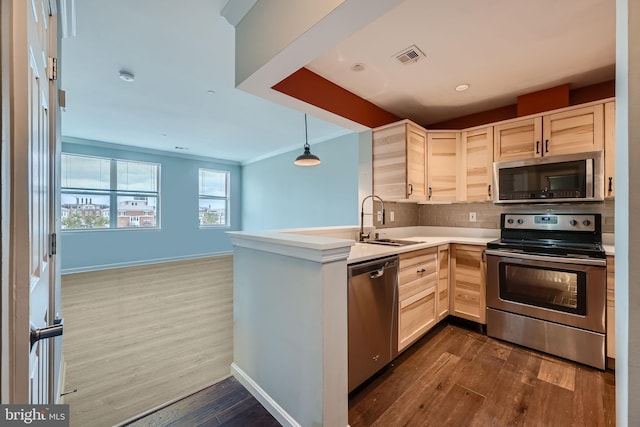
[272,67,400,129]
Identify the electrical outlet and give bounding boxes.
[390,211,395,222]
[377,211,382,222]
[469,212,477,222]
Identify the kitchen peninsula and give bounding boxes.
[227,226,499,427]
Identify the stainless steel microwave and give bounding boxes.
[493,151,604,203]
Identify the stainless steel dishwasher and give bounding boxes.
[348,255,399,392]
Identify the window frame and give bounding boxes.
[198,168,230,228]
[61,153,161,231]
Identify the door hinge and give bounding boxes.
[47,57,57,81]
[50,233,57,256]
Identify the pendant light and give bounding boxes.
[294,114,321,166]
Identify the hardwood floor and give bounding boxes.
[61,255,234,427]
[349,322,616,427]
[115,320,615,427]
[124,377,280,427]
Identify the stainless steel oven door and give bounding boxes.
[486,250,606,333]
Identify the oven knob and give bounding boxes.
[507,218,514,224]
[583,219,591,226]
[569,219,578,226]
[517,219,524,225]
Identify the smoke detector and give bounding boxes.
[393,45,426,65]
[119,70,135,82]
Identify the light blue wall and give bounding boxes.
[241,132,364,230]
[61,139,241,273]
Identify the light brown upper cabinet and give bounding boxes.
[461,127,494,201]
[373,120,427,201]
[493,117,542,162]
[542,104,604,155]
[494,104,605,162]
[427,131,459,201]
[604,101,616,198]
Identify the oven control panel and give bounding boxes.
[503,214,597,232]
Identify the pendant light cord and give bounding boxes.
[305,114,309,148]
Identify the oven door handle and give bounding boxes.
[484,249,606,267]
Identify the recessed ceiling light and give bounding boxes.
[119,70,135,82]
[455,83,470,92]
[351,63,365,72]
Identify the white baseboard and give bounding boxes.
[231,363,301,427]
[61,251,232,275]
[57,355,66,404]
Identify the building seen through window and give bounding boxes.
[61,154,160,230]
[199,168,230,227]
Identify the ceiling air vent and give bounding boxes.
[394,45,426,65]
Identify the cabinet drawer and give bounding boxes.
[399,248,437,271]
[399,272,437,300]
[399,263,437,287]
[399,287,437,351]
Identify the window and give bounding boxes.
[61,154,160,230]
[199,169,229,227]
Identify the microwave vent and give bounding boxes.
[394,45,426,64]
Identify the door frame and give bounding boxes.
[0,0,62,404]
[0,0,11,404]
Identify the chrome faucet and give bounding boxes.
[360,195,385,241]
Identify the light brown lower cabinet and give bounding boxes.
[607,255,615,361]
[437,245,450,321]
[450,244,487,324]
[398,248,438,352]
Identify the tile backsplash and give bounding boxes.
[374,199,615,233]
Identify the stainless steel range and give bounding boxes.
[485,213,607,369]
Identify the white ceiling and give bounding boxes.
[308,0,615,125]
[59,0,351,164]
[60,0,615,163]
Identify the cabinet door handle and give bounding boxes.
[536,141,540,154]
[608,177,613,193]
[408,183,413,196]
[487,184,492,199]
[481,249,486,263]
[428,187,432,199]
[545,139,549,153]
[417,268,426,274]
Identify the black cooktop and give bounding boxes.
[488,213,605,259]
[486,238,606,259]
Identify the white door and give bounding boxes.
[1,0,61,404]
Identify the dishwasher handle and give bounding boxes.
[370,268,386,279]
[348,256,399,278]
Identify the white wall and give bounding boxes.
[230,237,351,427]
[616,0,640,425]
[242,131,368,231]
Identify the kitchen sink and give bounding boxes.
[362,238,424,247]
